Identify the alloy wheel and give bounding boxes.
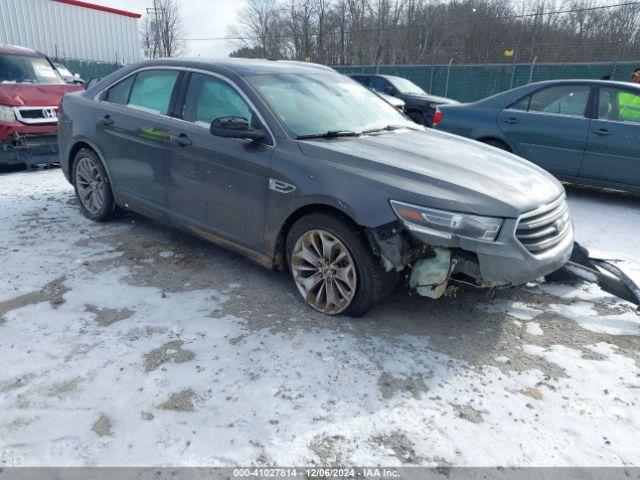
[75,157,105,215]
[291,229,357,314]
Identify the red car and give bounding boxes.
[0,45,83,168]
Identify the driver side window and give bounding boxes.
[598,87,640,123]
[182,73,253,127]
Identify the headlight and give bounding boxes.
[390,200,503,241]
[0,105,15,122]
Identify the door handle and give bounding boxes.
[169,133,193,147]
[503,117,520,124]
[592,128,612,136]
[100,114,114,126]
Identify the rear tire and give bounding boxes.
[481,138,511,152]
[72,148,117,222]
[286,213,397,317]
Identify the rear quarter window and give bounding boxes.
[104,75,135,105]
[510,95,531,111]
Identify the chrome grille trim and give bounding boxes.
[516,195,571,254]
[14,106,58,124]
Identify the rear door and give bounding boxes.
[166,71,273,253]
[579,86,640,187]
[95,69,183,218]
[497,84,592,176]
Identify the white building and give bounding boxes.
[0,0,141,65]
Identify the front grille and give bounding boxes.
[516,196,571,254]
[14,106,58,124]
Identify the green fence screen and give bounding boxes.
[52,58,123,81]
[49,59,639,101]
[335,61,639,102]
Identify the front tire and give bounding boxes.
[72,148,117,221]
[286,213,397,317]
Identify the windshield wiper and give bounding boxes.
[360,125,409,135]
[296,130,360,140]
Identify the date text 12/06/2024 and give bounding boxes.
[232,468,401,478]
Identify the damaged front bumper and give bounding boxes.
[369,213,574,298]
[0,133,59,167]
[370,219,640,308]
[558,243,640,307]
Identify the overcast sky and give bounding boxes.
[93,0,246,58]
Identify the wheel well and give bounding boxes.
[405,108,425,118]
[273,204,362,270]
[68,142,95,185]
[477,137,511,151]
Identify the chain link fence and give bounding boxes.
[335,61,639,102]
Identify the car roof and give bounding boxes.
[526,78,640,90]
[127,57,336,76]
[463,77,640,107]
[0,44,42,57]
[348,73,408,82]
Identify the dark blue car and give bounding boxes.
[434,80,640,193]
[349,74,458,127]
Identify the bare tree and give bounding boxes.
[140,0,186,58]
[228,0,640,65]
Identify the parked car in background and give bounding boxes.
[0,45,83,168]
[54,62,85,85]
[59,59,573,316]
[349,73,458,126]
[434,79,640,193]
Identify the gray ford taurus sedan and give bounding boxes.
[58,59,574,316]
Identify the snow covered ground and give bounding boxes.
[0,169,639,467]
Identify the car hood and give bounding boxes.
[403,93,459,105]
[297,128,564,218]
[0,83,83,107]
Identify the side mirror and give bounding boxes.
[384,85,395,95]
[210,116,265,141]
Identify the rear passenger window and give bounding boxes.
[128,70,180,115]
[104,75,134,105]
[528,86,590,117]
[182,73,253,127]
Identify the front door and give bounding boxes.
[580,86,640,187]
[166,72,272,254]
[498,84,592,177]
[94,69,183,218]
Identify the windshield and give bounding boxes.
[387,76,426,95]
[247,73,414,138]
[0,54,63,84]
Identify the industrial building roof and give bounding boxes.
[52,0,141,19]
